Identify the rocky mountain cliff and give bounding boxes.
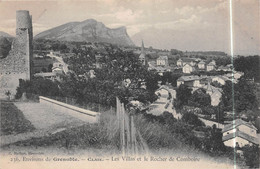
[35,19,135,46]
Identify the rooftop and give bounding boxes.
[198,60,206,64]
[212,75,230,81]
[207,62,216,66]
[157,55,168,60]
[179,58,197,62]
[222,119,257,133]
[222,131,259,145]
[139,53,145,59]
[183,63,194,67]
[178,75,200,81]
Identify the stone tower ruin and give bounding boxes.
[0,10,33,99]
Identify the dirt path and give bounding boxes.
[1,102,87,146]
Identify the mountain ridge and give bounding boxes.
[0,31,13,38]
[35,19,134,46]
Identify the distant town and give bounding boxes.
[0,10,259,169]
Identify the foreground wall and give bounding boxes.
[39,96,100,123]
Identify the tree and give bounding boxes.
[170,49,183,55]
[234,55,260,82]
[220,80,233,112]
[188,88,211,108]
[215,103,225,123]
[241,145,259,168]
[15,77,61,99]
[209,127,226,152]
[211,81,222,88]
[160,72,182,87]
[234,77,258,113]
[220,77,258,116]
[61,47,159,106]
[214,56,231,67]
[181,112,205,127]
[175,84,192,109]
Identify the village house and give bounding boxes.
[182,63,195,74]
[202,83,222,106]
[217,64,232,72]
[46,51,61,58]
[176,58,197,67]
[155,87,170,98]
[32,57,54,73]
[222,119,259,148]
[211,76,231,86]
[198,60,206,70]
[156,56,168,66]
[222,71,244,83]
[34,72,60,81]
[211,60,216,65]
[206,61,216,71]
[231,71,244,79]
[52,67,63,74]
[148,61,171,76]
[177,75,201,88]
[176,59,183,67]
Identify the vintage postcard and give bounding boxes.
[0,0,259,169]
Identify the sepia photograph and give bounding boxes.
[0,0,259,168]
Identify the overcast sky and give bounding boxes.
[0,0,259,55]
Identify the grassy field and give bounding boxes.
[0,100,35,136]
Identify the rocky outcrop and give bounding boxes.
[35,19,135,46]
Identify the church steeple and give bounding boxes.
[139,40,146,65]
[141,39,145,54]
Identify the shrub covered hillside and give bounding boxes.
[133,111,252,167]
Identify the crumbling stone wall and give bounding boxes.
[0,10,33,99]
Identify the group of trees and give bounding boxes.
[33,39,70,53]
[175,74,258,122]
[83,48,159,105]
[15,77,61,99]
[174,84,192,109]
[220,77,258,120]
[234,55,260,82]
[160,72,182,87]
[174,85,212,110]
[16,45,159,107]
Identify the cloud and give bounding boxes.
[0,0,257,55]
[114,8,143,23]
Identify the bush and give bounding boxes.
[242,145,260,168]
[181,112,205,127]
[15,77,61,99]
